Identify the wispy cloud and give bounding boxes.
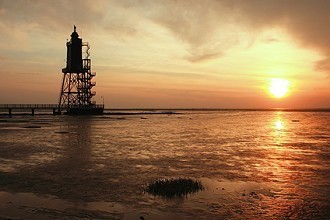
[1,0,329,67]
[230,0,330,73]
[114,0,330,69]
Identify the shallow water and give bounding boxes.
[0,110,329,219]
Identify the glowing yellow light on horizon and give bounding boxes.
[269,78,290,98]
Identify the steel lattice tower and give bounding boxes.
[58,26,103,114]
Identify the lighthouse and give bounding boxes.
[58,26,104,114]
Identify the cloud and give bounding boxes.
[315,57,330,73]
[122,0,330,69]
[186,51,223,63]
[1,0,329,70]
[0,0,107,53]
[263,38,280,44]
[230,0,330,73]
[141,0,238,62]
[0,0,106,31]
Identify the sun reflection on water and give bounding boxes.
[274,120,284,130]
[273,111,286,131]
[272,112,288,146]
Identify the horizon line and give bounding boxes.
[104,108,330,112]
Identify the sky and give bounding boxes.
[0,0,329,109]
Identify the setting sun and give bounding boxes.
[269,78,290,98]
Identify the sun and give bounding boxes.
[269,78,290,98]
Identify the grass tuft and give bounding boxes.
[145,177,204,198]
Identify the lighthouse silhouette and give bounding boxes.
[59,26,104,114]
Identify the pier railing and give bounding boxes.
[0,104,60,109]
[0,104,104,115]
[0,104,104,109]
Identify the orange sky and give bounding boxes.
[0,0,329,108]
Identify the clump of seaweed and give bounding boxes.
[145,177,205,198]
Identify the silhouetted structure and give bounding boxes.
[59,26,103,114]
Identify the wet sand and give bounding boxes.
[0,111,329,219]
